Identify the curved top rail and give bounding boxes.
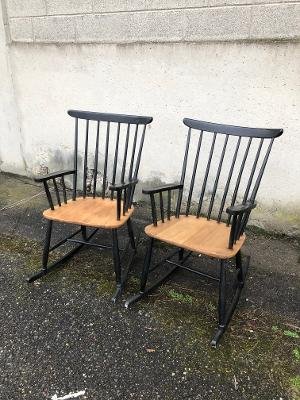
[68,110,153,125]
[183,118,283,139]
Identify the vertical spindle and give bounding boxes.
[43,181,54,210]
[250,139,274,202]
[150,193,157,226]
[217,136,241,222]
[52,178,61,206]
[83,119,89,198]
[93,121,100,198]
[111,122,120,200]
[102,121,110,199]
[133,125,146,180]
[72,118,78,201]
[176,128,192,218]
[197,132,217,218]
[207,134,229,220]
[227,137,252,225]
[121,123,130,183]
[130,124,146,205]
[186,131,203,216]
[243,138,263,203]
[61,175,67,204]
[167,190,171,220]
[129,124,138,181]
[159,192,164,223]
[228,214,237,249]
[116,190,121,221]
[123,188,127,216]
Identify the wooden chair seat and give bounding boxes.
[145,215,245,259]
[43,197,134,229]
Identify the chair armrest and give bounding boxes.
[226,201,256,216]
[142,183,183,226]
[35,169,75,210]
[227,202,256,249]
[142,183,183,195]
[109,179,138,191]
[34,169,75,183]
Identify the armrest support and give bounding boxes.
[227,201,257,249]
[109,179,139,221]
[142,183,183,195]
[35,169,75,210]
[142,183,183,226]
[226,201,256,216]
[34,169,75,183]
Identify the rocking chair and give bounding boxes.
[27,110,153,302]
[125,118,283,346]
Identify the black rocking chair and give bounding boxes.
[125,118,283,346]
[27,110,152,302]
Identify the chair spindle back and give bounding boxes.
[150,119,282,243]
[177,119,282,230]
[68,110,152,205]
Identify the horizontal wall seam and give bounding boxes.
[8,38,300,45]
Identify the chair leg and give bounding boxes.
[211,260,228,347]
[140,237,154,292]
[125,238,178,308]
[236,250,244,288]
[81,225,87,241]
[111,229,123,303]
[211,253,250,347]
[126,218,136,252]
[218,259,226,327]
[178,248,184,262]
[27,220,53,282]
[27,221,91,283]
[42,220,53,271]
[124,237,154,307]
[111,219,139,301]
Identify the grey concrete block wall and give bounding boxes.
[47,0,92,15]
[9,17,32,42]
[5,0,300,18]
[73,6,255,43]
[33,16,76,42]
[92,1,208,13]
[250,4,300,40]
[91,0,300,12]
[6,0,46,17]
[3,0,300,43]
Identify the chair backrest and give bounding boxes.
[68,110,153,204]
[175,118,283,229]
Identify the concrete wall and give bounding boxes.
[0,0,300,235]
[0,1,25,174]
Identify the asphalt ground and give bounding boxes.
[0,172,299,400]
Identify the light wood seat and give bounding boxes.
[145,215,245,259]
[43,197,134,229]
